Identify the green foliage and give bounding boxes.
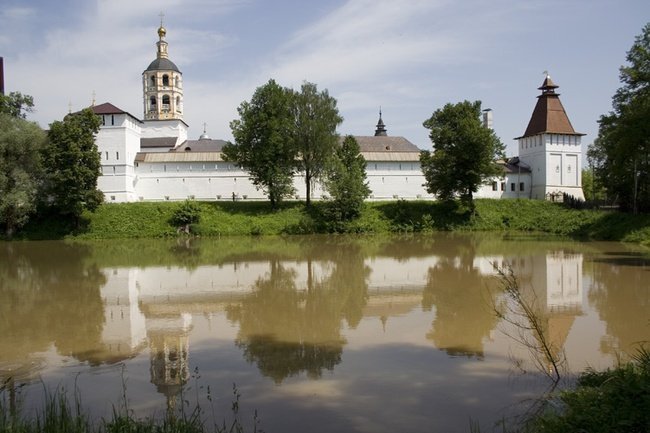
[225,79,296,208]
[421,100,505,210]
[581,168,607,202]
[42,108,103,221]
[322,135,371,223]
[290,82,343,205]
[0,383,260,433]
[527,347,650,433]
[6,199,650,244]
[170,200,203,233]
[0,91,34,119]
[589,22,650,213]
[0,113,47,237]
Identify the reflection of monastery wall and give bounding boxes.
[100,251,584,331]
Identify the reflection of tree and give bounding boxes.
[310,240,370,329]
[587,256,649,356]
[169,238,202,270]
[421,238,500,359]
[227,240,370,383]
[0,242,106,372]
[227,261,343,383]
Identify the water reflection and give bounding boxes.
[0,235,648,431]
[422,236,500,358]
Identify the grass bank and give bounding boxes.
[10,199,650,245]
[521,348,650,433]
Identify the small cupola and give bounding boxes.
[374,108,387,136]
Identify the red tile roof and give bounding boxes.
[517,78,584,139]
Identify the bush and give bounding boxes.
[170,200,202,233]
[528,347,650,433]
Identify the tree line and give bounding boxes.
[0,93,102,237]
[224,79,369,215]
[587,22,650,213]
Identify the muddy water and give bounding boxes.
[0,234,648,432]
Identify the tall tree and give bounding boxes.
[420,100,504,211]
[42,108,103,221]
[0,113,46,237]
[290,82,343,205]
[589,22,650,213]
[0,92,34,119]
[323,135,370,221]
[224,79,296,208]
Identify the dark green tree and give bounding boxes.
[0,113,46,237]
[42,108,103,221]
[0,91,34,119]
[420,100,504,211]
[290,82,343,205]
[589,23,650,213]
[224,79,296,208]
[323,135,370,221]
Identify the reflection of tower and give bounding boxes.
[148,313,192,412]
[528,251,584,369]
[101,268,147,360]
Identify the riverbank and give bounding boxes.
[10,199,650,245]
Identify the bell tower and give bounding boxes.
[143,17,183,121]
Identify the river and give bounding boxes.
[0,233,648,432]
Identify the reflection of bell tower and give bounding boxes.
[148,313,192,412]
[143,17,184,121]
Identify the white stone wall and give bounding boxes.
[519,133,583,200]
[96,114,141,202]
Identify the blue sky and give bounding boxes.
[1,0,648,156]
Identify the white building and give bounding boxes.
[93,24,583,203]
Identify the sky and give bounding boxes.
[1,0,648,156]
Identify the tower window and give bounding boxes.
[162,95,170,112]
[150,75,155,88]
[150,96,157,108]
[162,74,170,86]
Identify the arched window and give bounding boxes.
[162,74,169,86]
[176,96,181,111]
[162,95,170,112]
[150,96,157,109]
[150,75,156,88]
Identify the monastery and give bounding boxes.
[93,24,585,203]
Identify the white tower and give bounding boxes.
[516,75,585,200]
[143,22,183,121]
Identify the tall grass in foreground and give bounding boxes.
[481,266,650,433]
[0,383,261,433]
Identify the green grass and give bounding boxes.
[8,199,650,245]
[0,384,259,433]
[524,347,650,433]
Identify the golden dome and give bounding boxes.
[158,26,167,38]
